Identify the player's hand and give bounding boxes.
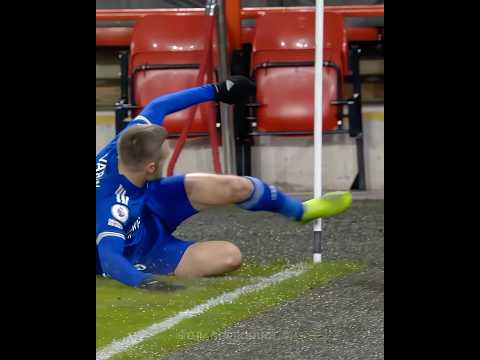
[138,276,185,292]
[213,75,256,104]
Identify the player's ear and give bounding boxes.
[145,161,157,174]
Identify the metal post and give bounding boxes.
[350,46,366,190]
[115,50,129,135]
[216,0,237,175]
[205,0,216,16]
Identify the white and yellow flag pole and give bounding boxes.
[313,0,324,263]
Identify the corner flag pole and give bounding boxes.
[313,0,324,263]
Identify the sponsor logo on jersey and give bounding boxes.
[126,218,141,240]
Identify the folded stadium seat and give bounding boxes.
[241,26,255,45]
[128,14,223,136]
[346,27,381,42]
[96,27,133,47]
[244,11,366,190]
[250,11,348,134]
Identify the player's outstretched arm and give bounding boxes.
[97,236,184,291]
[97,236,151,287]
[136,76,256,126]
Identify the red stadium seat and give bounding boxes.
[129,14,221,135]
[96,27,133,47]
[241,26,256,45]
[346,27,380,42]
[251,12,347,134]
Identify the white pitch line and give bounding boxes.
[96,264,307,360]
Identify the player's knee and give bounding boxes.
[225,176,252,203]
[223,243,243,270]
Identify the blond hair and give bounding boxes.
[117,125,168,170]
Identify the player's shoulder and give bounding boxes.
[96,146,119,190]
[127,115,152,127]
[96,138,117,163]
[96,179,129,209]
[96,183,131,233]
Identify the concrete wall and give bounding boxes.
[363,106,384,191]
[96,106,383,192]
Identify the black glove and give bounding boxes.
[138,276,185,292]
[213,75,256,105]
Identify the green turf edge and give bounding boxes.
[96,259,294,349]
[111,260,363,360]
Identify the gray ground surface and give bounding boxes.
[167,200,384,360]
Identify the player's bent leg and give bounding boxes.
[185,173,352,223]
[235,177,352,221]
[174,241,243,278]
[185,173,253,211]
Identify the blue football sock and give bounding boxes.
[237,177,304,221]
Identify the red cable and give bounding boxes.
[167,15,222,176]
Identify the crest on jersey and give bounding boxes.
[111,204,129,224]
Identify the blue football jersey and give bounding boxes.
[96,85,215,286]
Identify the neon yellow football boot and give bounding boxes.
[300,191,353,224]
